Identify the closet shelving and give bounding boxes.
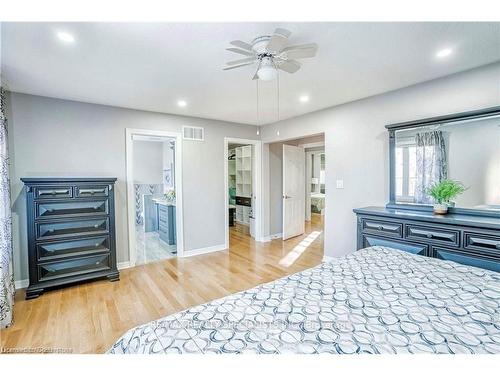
[235,145,252,226]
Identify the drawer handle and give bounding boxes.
[80,188,105,195]
[377,226,383,231]
[496,243,500,250]
[40,189,69,196]
[93,224,99,228]
[47,208,54,213]
[426,233,434,239]
[47,229,55,233]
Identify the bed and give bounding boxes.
[108,246,500,354]
[310,193,325,214]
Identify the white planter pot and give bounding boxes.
[433,203,448,215]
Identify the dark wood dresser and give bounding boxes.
[354,206,500,273]
[21,177,119,299]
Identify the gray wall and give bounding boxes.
[6,92,258,282]
[260,62,500,258]
[132,140,164,184]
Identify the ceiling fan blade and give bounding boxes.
[281,43,318,59]
[277,60,301,74]
[230,40,253,51]
[226,47,254,57]
[223,62,254,71]
[266,28,292,54]
[282,48,317,60]
[226,57,255,66]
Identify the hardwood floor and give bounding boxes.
[1,215,324,354]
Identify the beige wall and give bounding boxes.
[260,62,500,258]
[6,92,259,282]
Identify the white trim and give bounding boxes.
[323,255,334,262]
[117,261,132,270]
[224,137,263,249]
[181,244,227,258]
[15,279,29,290]
[125,128,184,267]
[300,141,325,149]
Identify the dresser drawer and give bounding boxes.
[36,218,109,240]
[405,224,460,247]
[362,235,428,256]
[35,186,73,200]
[36,236,110,262]
[35,199,108,220]
[360,217,403,238]
[464,232,500,254]
[432,247,500,273]
[37,254,111,282]
[75,185,109,198]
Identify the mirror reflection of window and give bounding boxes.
[395,141,417,202]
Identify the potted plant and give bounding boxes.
[164,189,175,204]
[427,179,467,214]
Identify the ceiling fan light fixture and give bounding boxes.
[257,56,277,81]
[257,65,277,81]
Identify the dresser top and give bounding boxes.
[21,177,117,184]
[354,206,500,230]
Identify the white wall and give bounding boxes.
[6,92,259,282]
[132,140,163,184]
[260,62,500,258]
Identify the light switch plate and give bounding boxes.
[336,179,344,189]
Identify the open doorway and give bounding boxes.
[126,129,184,266]
[267,133,325,242]
[224,138,262,247]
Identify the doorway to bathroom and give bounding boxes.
[126,128,184,266]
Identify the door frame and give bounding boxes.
[224,137,263,247]
[125,128,184,266]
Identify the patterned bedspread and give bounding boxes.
[108,246,500,354]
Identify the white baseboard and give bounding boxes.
[117,261,132,270]
[15,279,29,290]
[323,255,334,262]
[181,243,227,257]
[261,233,283,242]
[14,262,132,291]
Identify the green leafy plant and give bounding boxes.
[427,179,467,204]
[164,189,175,203]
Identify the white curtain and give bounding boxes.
[0,87,14,328]
[414,130,447,204]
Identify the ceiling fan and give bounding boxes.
[223,28,318,81]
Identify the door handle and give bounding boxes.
[283,195,292,199]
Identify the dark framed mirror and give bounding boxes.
[386,106,500,217]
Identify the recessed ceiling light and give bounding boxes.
[299,95,310,103]
[436,48,452,58]
[177,100,187,108]
[57,31,75,43]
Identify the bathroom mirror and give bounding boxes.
[387,106,500,214]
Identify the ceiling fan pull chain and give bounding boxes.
[277,70,280,123]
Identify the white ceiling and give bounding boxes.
[2,22,500,125]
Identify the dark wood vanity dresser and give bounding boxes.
[355,106,500,273]
[21,177,119,299]
[354,206,500,272]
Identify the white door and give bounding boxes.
[282,144,305,240]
